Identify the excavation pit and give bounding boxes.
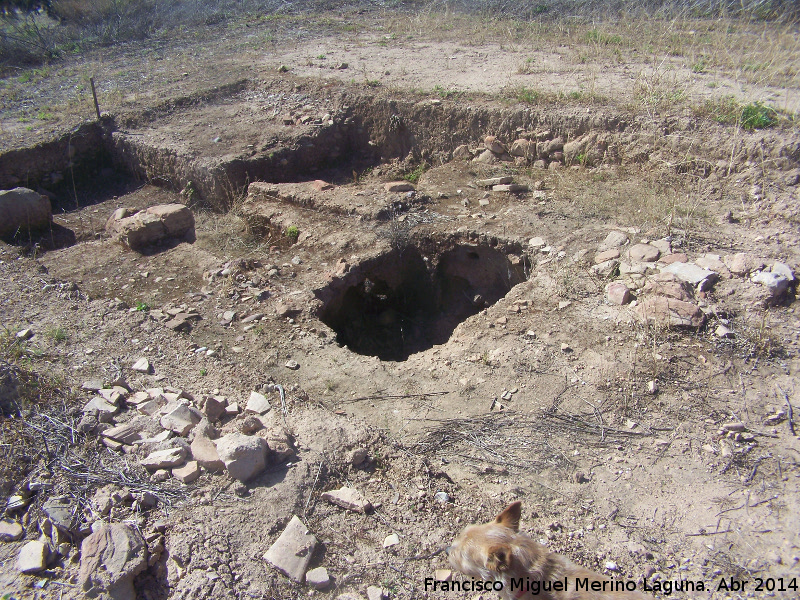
[317,243,528,361]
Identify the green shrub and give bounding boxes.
[740,101,777,129]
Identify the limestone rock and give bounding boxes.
[202,395,227,421]
[321,487,372,513]
[484,135,506,154]
[101,421,143,445]
[591,259,619,278]
[215,433,268,482]
[106,204,194,252]
[635,296,705,328]
[306,566,331,589]
[598,231,628,252]
[509,139,533,158]
[264,515,317,583]
[642,273,693,301]
[160,404,202,436]
[383,181,414,193]
[595,248,620,263]
[476,176,511,187]
[628,243,660,262]
[173,461,201,484]
[131,358,150,373]
[16,540,49,573]
[751,270,791,297]
[79,523,147,600]
[246,391,272,415]
[0,187,52,237]
[191,432,225,472]
[661,262,719,291]
[140,447,187,471]
[472,149,498,164]
[0,518,23,542]
[367,586,388,600]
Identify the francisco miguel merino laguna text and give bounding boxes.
[424,576,708,595]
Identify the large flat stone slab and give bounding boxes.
[264,515,317,583]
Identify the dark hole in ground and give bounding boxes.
[318,244,528,361]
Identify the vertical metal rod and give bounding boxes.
[90,77,101,120]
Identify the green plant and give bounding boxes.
[285,225,299,240]
[403,163,427,184]
[515,86,541,104]
[200,368,207,376]
[741,101,777,129]
[316,53,326,60]
[135,301,150,312]
[45,326,67,343]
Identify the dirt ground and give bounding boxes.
[1,8,800,600]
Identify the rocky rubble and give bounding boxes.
[105,204,195,252]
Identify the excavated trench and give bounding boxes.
[316,243,528,361]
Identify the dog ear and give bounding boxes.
[494,501,522,532]
[486,544,512,573]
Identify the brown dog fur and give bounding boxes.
[448,501,648,599]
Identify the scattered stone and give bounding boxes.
[434,491,450,503]
[42,496,74,532]
[509,139,532,157]
[202,395,227,421]
[606,282,632,305]
[604,561,619,572]
[695,255,730,277]
[492,183,528,193]
[648,381,659,395]
[0,188,52,237]
[574,471,589,484]
[306,566,331,590]
[0,518,23,542]
[598,231,628,252]
[771,262,794,282]
[101,421,143,445]
[311,180,334,192]
[321,487,372,513]
[264,515,317,583]
[16,540,49,574]
[642,273,693,302]
[452,145,473,160]
[16,328,33,341]
[661,262,719,291]
[215,433,268,482]
[383,533,400,547]
[384,181,414,193]
[160,404,202,436]
[350,447,369,466]
[628,243,660,262]
[721,422,746,433]
[366,586,388,600]
[659,252,688,265]
[528,236,546,248]
[751,270,790,297]
[246,391,272,414]
[173,461,201,484]
[83,396,119,418]
[131,358,150,373]
[594,248,620,263]
[150,469,169,483]
[434,569,453,582]
[472,149,498,164]
[78,523,147,600]
[715,325,735,338]
[484,135,506,154]
[476,176,512,187]
[724,252,763,276]
[591,259,619,278]
[285,360,300,370]
[635,296,705,328]
[191,433,225,472]
[560,343,572,353]
[140,447,187,471]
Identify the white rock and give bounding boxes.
[383,533,400,547]
[131,358,150,373]
[751,270,790,296]
[16,540,49,573]
[661,262,719,291]
[246,391,272,415]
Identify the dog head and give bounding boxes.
[448,501,523,580]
